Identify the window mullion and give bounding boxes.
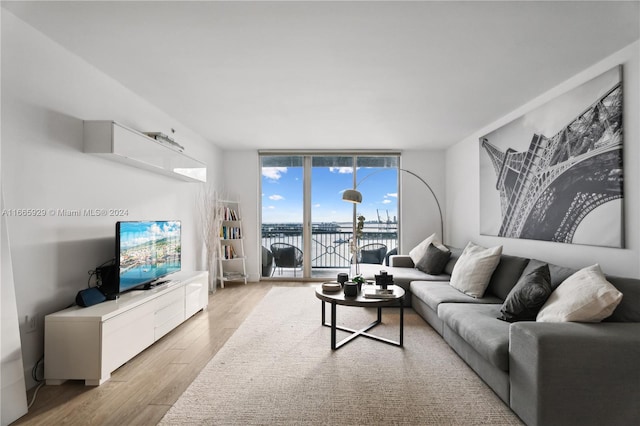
[303,156,312,277]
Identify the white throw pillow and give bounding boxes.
[536,264,623,322]
[449,242,502,298]
[409,234,446,265]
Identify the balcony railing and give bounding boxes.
[262,223,397,270]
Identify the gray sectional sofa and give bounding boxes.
[359,249,640,426]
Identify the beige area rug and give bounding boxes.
[160,287,523,425]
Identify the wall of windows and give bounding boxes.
[260,153,399,278]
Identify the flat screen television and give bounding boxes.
[115,220,182,294]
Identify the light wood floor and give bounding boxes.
[14,281,312,426]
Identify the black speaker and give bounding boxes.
[96,264,118,296]
[76,287,106,307]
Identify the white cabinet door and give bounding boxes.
[102,301,155,377]
[154,286,185,340]
[185,275,208,318]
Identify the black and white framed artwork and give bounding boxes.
[479,66,623,247]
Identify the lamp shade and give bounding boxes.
[342,189,362,203]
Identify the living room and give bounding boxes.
[1,1,639,425]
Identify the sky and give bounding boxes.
[262,167,398,224]
[118,220,181,248]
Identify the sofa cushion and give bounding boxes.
[537,264,623,323]
[498,264,552,322]
[443,247,463,275]
[409,233,447,265]
[439,303,511,371]
[411,281,503,312]
[485,254,531,300]
[415,243,451,275]
[605,275,640,322]
[388,255,415,268]
[450,242,502,298]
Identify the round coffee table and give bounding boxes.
[315,284,405,350]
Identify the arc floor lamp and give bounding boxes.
[342,168,444,243]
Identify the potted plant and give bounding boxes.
[352,274,366,291]
[351,215,366,275]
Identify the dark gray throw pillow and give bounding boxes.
[415,243,451,275]
[498,264,552,322]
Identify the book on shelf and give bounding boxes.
[220,226,242,239]
[220,206,239,221]
[222,244,238,259]
[363,287,397,299]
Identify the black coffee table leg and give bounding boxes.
[321,305,403,350]
[400,299,404,347]
[331,301,337,350]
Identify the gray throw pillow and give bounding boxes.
[415,243,451,275]
[499,264,552,322]
[409,233,447,265]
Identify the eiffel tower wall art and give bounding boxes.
[479,66,623,248]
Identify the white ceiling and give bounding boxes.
[3,1,639,150]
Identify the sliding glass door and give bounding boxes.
[310,156,356,272]
[260,153,399,279]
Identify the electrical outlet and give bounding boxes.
[25,314,38,333]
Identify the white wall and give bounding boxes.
[446,41,640,278]
[1,11,222,389]
[219,150,261,281]
[400,150,447,252]
[220,149,447,279]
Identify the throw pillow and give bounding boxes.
[536,264,623,323]
[409,233,446,266]
[498,264,552,322]
[415,243,451,275]
[449,242,502,298]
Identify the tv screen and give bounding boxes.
[116,220,181,293]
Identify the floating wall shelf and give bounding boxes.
[83,121,207,183]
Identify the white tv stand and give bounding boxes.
[44,271,208,386]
